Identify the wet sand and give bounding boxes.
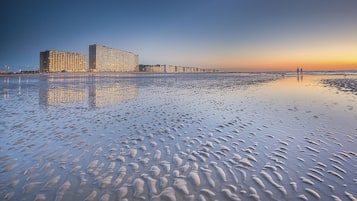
[322,77,357,95]
[0,73,356,200]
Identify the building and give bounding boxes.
[139,64,218,73]
[89,44,138,72]
[139,64,165,73]
[40,50,86,73]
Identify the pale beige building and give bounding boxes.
[89,44,138,72]
[139,64,217,73]
[40,50,86,73]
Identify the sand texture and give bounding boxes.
[0,73,356,200]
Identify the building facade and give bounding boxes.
[89,44,138,72]
[40,50,86,73]
[139,64,218,73]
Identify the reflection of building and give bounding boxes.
[139,64,217,73]
[40,50,86,72]
[39,77,87,106]
[39,75,138,108]
[44,88,86,105]
[88,76,138,108]
[89,44,139,72]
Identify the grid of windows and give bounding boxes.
[89,44,138,72]
[40,50,86,72]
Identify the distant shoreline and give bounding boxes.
[0,71,226,76]
[1,70,356,77]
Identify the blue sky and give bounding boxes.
[1,0,356,72]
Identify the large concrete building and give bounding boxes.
[89,44,138,72]
[40,50,86,73]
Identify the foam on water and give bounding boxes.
[0,73,356,200]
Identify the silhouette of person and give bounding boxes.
[300,68,303,74]
[297,68,300,74]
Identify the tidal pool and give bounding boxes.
[0,73,356,201]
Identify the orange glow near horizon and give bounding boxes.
[220,60,357,72]
[198,55,357,72]
[188,25,357,72]
[195,43,357,72]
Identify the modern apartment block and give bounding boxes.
[89,44,139,72]
[40,50,86,73]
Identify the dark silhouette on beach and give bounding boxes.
[297,68,303,75]
[297,68,303,82]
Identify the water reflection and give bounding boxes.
[2,77,10,99]
[38,75,138,108]
[39,76,87,106]
[296,75,303,82]
[87,75,138,109]
[1,76,33,99]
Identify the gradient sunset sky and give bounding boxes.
[1,0,356,72]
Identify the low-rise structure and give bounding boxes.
[139,64,217,73]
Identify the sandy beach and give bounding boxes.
[0,73,356,201]
[322,77,357,95]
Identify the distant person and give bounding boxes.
[297,68,300,74]
[300,68,303,74]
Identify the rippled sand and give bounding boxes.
[0,73,356,201]
[322,77,357,95]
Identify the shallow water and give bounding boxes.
[0,73,356,201]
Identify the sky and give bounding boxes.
[1,0,357,72]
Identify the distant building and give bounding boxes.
[89,44,138,72]
[139,64,165,73]
[39,50,86,73]
[139,64,217,73]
